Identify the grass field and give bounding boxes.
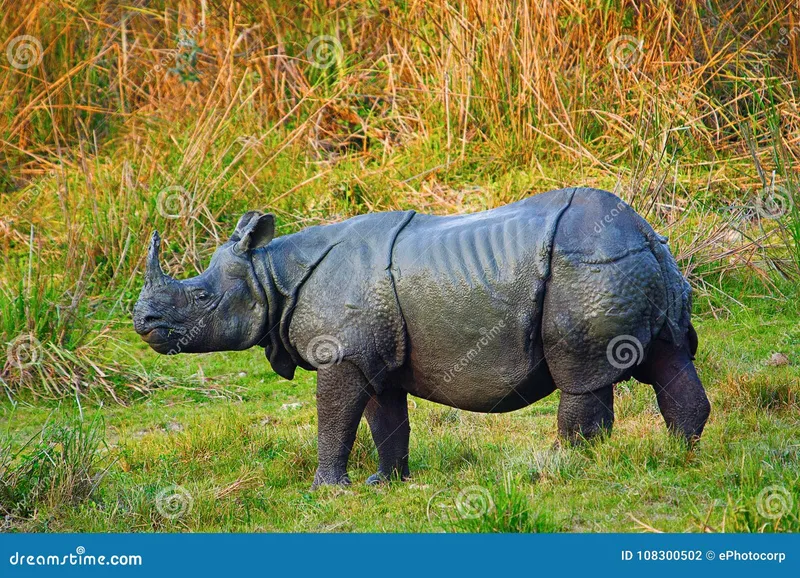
[1,0,800,532]
[2,289,799,532]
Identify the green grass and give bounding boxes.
[2,284,798,533]
[1,0,799,533]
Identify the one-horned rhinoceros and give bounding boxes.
[133,187,711,487]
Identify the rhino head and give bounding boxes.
[132,211,275,355]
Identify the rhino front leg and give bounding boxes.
[312,362,372,489]
[364,388,410,484]
[557,385,614,444]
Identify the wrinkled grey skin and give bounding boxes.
[133,187,711,488]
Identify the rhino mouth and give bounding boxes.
[139,327,179,353]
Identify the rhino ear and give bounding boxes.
[232,212,275,254]
[231,211,261,241]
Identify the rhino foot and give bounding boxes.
[311,470,352,490]
[365,473,386,485]
[365,471,409,485]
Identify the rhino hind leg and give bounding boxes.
[364,388,410,484]
[633,338,711,443]
[312,363,372,489]
[542,251,653,444]
[557,385,614,444]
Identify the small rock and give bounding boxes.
[766,352,790,367]
[281,402,303,411]
[238,372,247,378]
[259,416,274,426]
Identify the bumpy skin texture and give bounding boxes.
[633,337,711,441]
[313,362,373,488]
[133,188,711,487]
[557,386,615,443]
[364,389,411,484]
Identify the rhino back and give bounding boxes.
[390,188,575,411]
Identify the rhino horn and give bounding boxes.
[145,230,173,287]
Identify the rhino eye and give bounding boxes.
[195,291,210,301]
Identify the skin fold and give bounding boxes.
[133,188,711,488]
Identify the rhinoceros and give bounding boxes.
[133,187,711,487]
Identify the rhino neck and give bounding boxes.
[249,245,293,380]
[254,229,341,380]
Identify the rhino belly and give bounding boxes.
[391,263,555,413]
[401,341,556,413]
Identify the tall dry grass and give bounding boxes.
[0,0,798,399]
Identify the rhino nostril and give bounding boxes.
[135,312,163,333]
